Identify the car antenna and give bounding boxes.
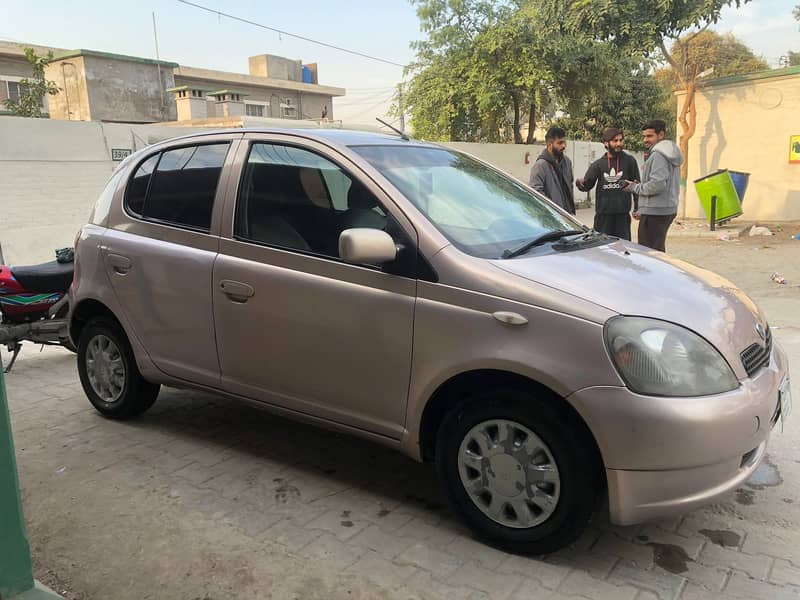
[376,117,409,141]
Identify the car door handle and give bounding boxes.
[220,280,255,302]
[106,253,132,274]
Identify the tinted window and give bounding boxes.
[235,143,388,258]
[143,144,229,231]
[126,154,158,216]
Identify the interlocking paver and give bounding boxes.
[593,533,655,569]
[699,542,771,580]
[723,572,800,600]
[396,542,464,577]
[260,519,324,553]
[770,559,800,587]
[305,508,371,541]
[445,535,512,570]
[448,562,524,600]
[349,524,418,559]
[496,554,571,589]
[558,570,639,600]
[509,578,583,600]
[345,550,421,590]
[607,562,684,600]
[297,532,367,571]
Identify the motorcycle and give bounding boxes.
[0,249,75,372]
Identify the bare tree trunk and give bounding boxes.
[659,39,697,220]
[512,93,523,144]
[526,91,537,144]
[677,76,697,219]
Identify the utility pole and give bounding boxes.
[152,12,165,117]
[397,83,405,133]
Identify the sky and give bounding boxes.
[2,0,798,126]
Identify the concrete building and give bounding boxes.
[677,66,800,221]
[44,50,178,123]
[171,56,344,122]
[0,41,65,114]
[0,41,345,124]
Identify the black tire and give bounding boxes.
[436,388,597,555]
[77,317,160,419]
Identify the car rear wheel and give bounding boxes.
[77,317,159,419]
[436,388,596,554]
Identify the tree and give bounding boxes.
[3,48,59,118]
[403,0,627,143]
[653,30,767,122]
[655,31,767,89]
[559,59,674,151]
[402,0,514,142]
[556,0,752,215]
[787,51,800,66]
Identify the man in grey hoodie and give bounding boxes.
[529,126,576,214]
[623,119,683,252]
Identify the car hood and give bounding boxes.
[491,239,765,377]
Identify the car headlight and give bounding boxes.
[605,316,739,397]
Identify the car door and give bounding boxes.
[212,135,418,439]
[103,135,240,387]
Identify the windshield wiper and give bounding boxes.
[501,229,586,259]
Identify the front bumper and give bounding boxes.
[567,341,789,525]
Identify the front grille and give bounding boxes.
[740,326,772,377]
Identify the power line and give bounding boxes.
[176,0,407,68]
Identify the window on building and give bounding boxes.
[124,144,230,232]
[281,98,297,119]
[7,81,22,102]
[245,103,265,117]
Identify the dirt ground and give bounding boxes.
[667,222,800,334]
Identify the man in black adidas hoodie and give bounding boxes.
[576,127,640,240]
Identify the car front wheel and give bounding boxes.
[436,389,597,554]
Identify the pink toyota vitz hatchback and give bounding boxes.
[69,129,791,553]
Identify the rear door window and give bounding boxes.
[125,143,230,231]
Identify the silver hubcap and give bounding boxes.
[458,419,560,528]
[85,334,125,403]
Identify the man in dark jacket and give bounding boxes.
[529,126,575,214]
[576,127,640,240]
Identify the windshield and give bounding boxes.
[352,145,583,258]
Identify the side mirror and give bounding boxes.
[339,228,397,265]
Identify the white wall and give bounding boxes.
[0,118,214,265]
[0,116,637,265]
[441,140,630,205]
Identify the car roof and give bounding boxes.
[154,127,439,149]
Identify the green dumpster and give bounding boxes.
[694,169,742,223]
